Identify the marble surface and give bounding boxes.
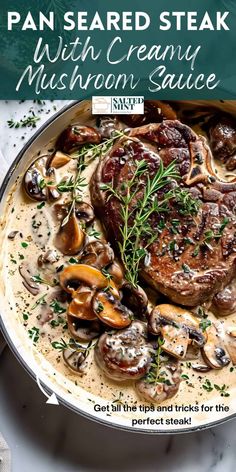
[0,100,236,472]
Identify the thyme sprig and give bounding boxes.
[8,113,40,129]
[60,130,124,226]
[101,159,179,287]
[71,130,125,161]
[145,338,168,385]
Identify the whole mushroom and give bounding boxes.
[95,321,153,381]
[136,356,182,403]
[57,124,101,154]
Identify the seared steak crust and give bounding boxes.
[91,121,236,306]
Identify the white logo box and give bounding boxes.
[92,96,144,114]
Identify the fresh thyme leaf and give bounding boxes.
[49,299,66,314]
[213,383,230,397]
[202,379,213,392]
[174,188,201,216]
[95,301,104,313]
[31,294,47,310]
[37,201,45,209]
[88,227,102,239]
[68,257,78,264]
[28,326,40,343]
[51,338,68,351]
[199,319,212,332]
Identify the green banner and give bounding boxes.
[0,0,235,99]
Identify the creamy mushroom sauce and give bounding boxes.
[1,102,236,411]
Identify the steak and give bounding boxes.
[91,120,236,307]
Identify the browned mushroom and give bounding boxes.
[107,261,124,287]
[38,249,59,267]
[148,304,206,359]
[202,323,230,369]
[120,101,177,127]
[24,156,48,201]
[95,321,153,380]
[92,290,132,329]
[47,151,71,169]
[79,241,114,269]
[211,282,236,316]
[24,156,61,202]
[59,264,119,298]
[57,125,101,153]
[63,341,91,374]
[54,201,94,226]
[135,356,182,403]
[19,262,40,296]
[74,202,94,225]
[63,348,88,373]
[67,317,101,341]
[67,286,97,320]
[121,282,148,318]
[55,212,85,256]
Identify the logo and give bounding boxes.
[92,96,144,115]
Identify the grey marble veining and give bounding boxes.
[0,100,236,472]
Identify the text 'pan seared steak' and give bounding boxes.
[91,120,236,306]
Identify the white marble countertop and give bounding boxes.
[0,100,236,472]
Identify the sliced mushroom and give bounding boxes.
[59,264,119,298]
[54,201,94,226]
[67,317,101,341]
[57,125,101,154]
[38,249,59,267]
[74,202,94,225]
[54,212,85,255]
[79,241,114,269]
[95,321,153,380]
[211,282,236,317]
[8,230,18,240]
[135,356,182,403]
[24,156,48,201]
[148,304,206,359]
[121,283,148,318]
[161,325,190,359]
[202,323,230,369]
[93,290,132,329]
[19,262,40,295]
[68,286,97,320]
[107,261,124,287]
[47,151,71,169]
[220,326,236,365]
[63,346,88,374]
[97,116,120,139]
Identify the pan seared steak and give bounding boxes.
[91,120,236,306]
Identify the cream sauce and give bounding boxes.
[1,105,236,412]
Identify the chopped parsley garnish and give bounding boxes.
[199,319,212,332]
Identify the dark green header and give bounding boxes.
[0,0,235,99]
